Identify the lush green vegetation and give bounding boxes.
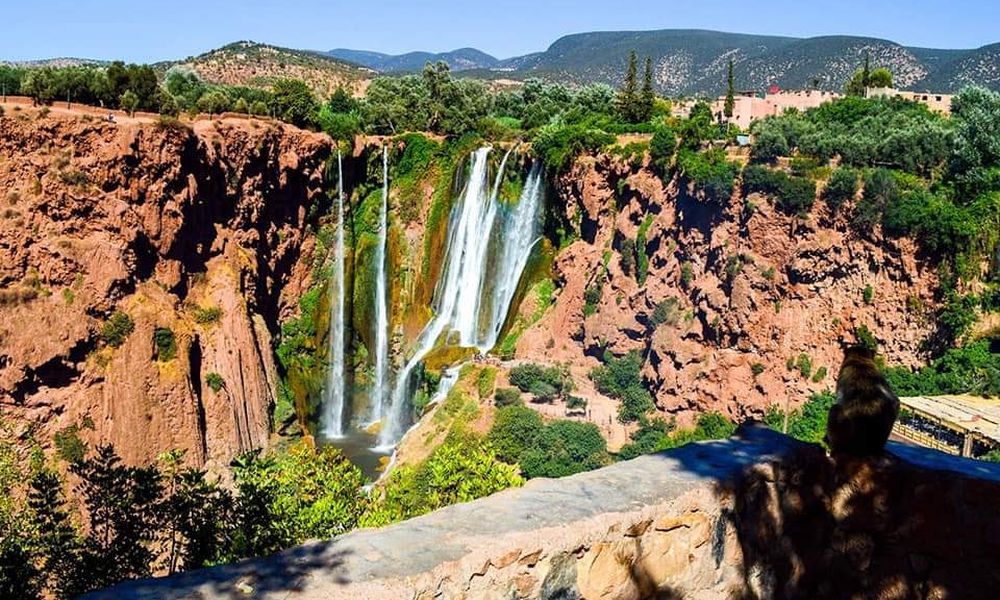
[488,405,610,478]
[885,338,1000,397]
[508,362,574,402]
[764,392,836,446]
[589,351,655,423]
[742,164,816,217]
[617,412,738,460]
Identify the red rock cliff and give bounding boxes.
[0,111,331,469]
[517,154,938,424]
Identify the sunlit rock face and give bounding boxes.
[0,112,332,470]
[87,425,1000,599]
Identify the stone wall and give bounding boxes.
[87,426,1000,599]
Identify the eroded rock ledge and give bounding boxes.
[89,426,1000,599]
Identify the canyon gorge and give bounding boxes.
[0,106,941,473]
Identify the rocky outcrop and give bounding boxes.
[85,426,1000,599]
[518,156,939,424]
[0,110,331,469]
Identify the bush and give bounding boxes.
[508,363,572,400]
[519,420,609,478]
[487,405,545,464]
[651,297,681,326]
[193,305,222,325]
[100,311,134,348]
[677,148,738,204]
[751,362,765,377]
[824,167,859,212]
[154,327,177,362]
[531,123,615,172]
[742,164,816,217]
[205,372,225,393]
[493,387,522,407]
[862,284,874,305]
[811,366,828,383]
[855,324,878,352]
[589,351,655,423]
[885,338,999,398]
[54,424,87,464]
[795,353,812,378]
[649,126,676,169]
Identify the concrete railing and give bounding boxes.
[87,425,1000,599]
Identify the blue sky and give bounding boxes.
[3,0,998,62]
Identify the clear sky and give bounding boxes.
[3,0,998,63]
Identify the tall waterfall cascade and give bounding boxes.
[321,149,347,437]
[377,146,545,447]
[371,145,391,425]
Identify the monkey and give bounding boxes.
[824,345,900,457]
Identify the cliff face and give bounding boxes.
[0,111,331,468]
[517,154,938,423]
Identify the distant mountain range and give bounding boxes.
[8,29,1000,96]
[325,47,498,72]
[330,29,1000,94]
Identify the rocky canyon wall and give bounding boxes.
[0,111,332,469]
[516,153,938,424]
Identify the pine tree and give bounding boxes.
[639,56,655,122]
[27,470,83,599]
[616,50,639,122]
[724,60,735,119]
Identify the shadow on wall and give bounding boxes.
[84,544,352,600]
[664,424,1000,600]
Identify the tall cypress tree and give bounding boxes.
[639,56,655,122]
[862,51,871,89]
[724,59,735,119]
[616,50,638,122]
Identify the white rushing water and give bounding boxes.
[321,149,347,437]
[376,147,544,447]
[371,145,391,424]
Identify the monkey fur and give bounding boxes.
[825,345,900,457]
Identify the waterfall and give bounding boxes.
[371,145,391,424]
[321,149,347,437]
[376,147,544,447]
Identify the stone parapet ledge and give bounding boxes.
[86,425,1000,599]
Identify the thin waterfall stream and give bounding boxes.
[320,148,347,437]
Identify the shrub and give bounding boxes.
[619,237,635,275]
[100,311,135,348]
[680,262,694,288]
[519,420,609,478]
[649,126,676,170]
[855,324,878,352]
[590,351,654,423]
[487,405,544,464]
[205,372,225,393]
[566,396,587,411]
[154,327,177,362]
[651,297,681,326]
[583,282,602,316]
[677,148,738,204]
[193,305,222,325]
[751,362,765,377]
[795,353,812,378]
[862,285,874,305]
[493,387,522,407]
[824,167,859,212]
[54,424,87,464]
[508,363,572,400]
[742,164,816,216]
[811,366,828,383]
[531,123,615,172]
[885,339,999,398]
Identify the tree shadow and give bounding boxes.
[660,423,1000,600]
[82,541,352,600]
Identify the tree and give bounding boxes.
[724,59,735,119]
[26,470,83,598]
[120,90,138,116]
[845,52,875,96]
[270,78,318,128]
[868,68,893,88]
[638,56,655,122]
[71,445,163,593]
[615,50,639,123]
